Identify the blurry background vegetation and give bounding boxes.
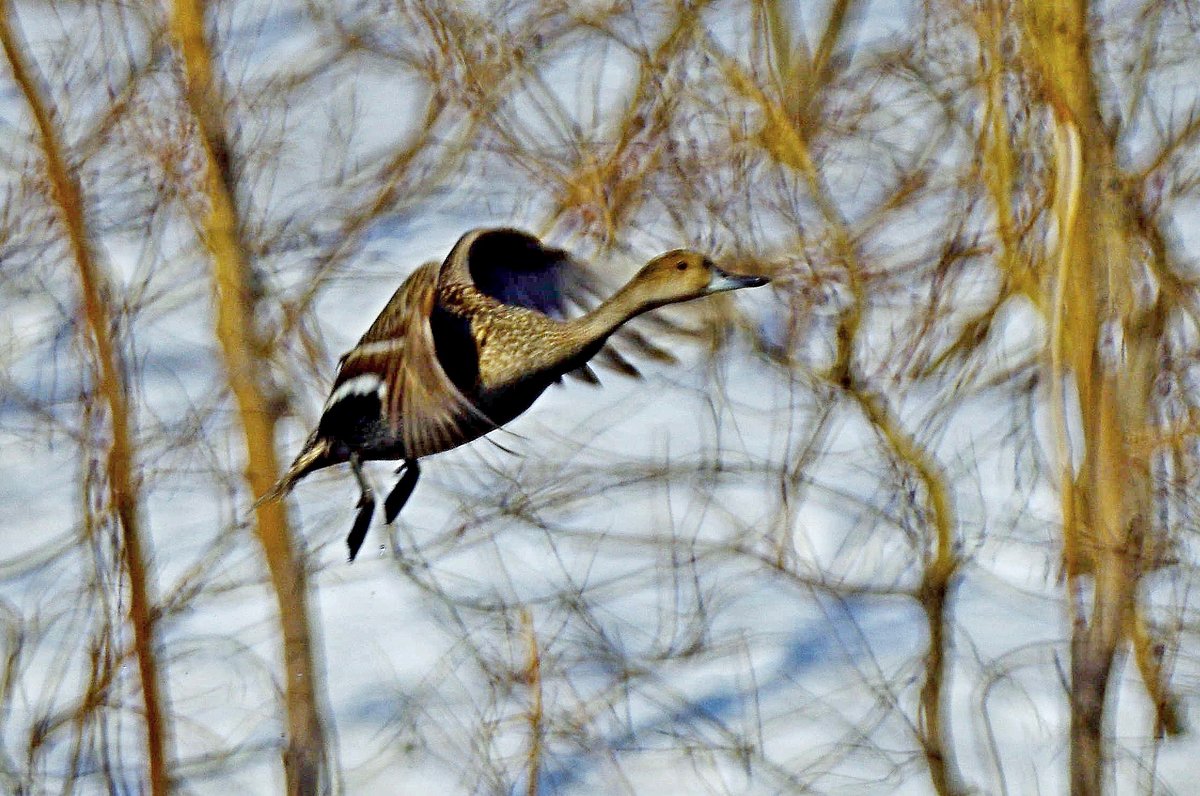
[2,0,1199,794]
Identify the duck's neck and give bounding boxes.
[571,280,661,347]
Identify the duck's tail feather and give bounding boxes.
[252,435,333,510]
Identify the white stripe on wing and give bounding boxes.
[345,337,407,359]
[324,373,387,410]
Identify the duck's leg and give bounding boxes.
[384,458,420,524]
[347,452,375,562]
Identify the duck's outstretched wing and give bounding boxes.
[327,262,491,458]
[443,227,595,319]
[443,228,680,380]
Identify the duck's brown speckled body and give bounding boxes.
[259,227,768,559]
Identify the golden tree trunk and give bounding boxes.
[1023,1,1162,792]
[0,5,171,793]
[167,2,330,793]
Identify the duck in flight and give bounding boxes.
[259,227,769,560]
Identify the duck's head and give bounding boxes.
[628,250,769,310]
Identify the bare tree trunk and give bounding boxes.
[0,5,171,794]
[166,3,329,793]
[1022,2,1163,792]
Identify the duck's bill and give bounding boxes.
[706,267,770,293]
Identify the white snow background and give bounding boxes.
[1,0,1198,793]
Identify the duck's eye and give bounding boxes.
[676,261,688,271]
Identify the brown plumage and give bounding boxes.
[259,227,769,559]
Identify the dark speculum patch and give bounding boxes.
[430,304,480,392]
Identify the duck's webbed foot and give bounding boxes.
[347,453,375,562]
[384,459,421,524]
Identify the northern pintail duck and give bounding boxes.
[261,227,768,559]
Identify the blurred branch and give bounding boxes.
[544,1,710,242]
[1130,611,1183,738]
[0,4,171,794]
[278,87,453,341]
[717,12,965,791]
[521,608,544,796]
[166,2,330,793]
[848,384,964,796]
[1023,1,1179,792]
[759,0,863,132]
